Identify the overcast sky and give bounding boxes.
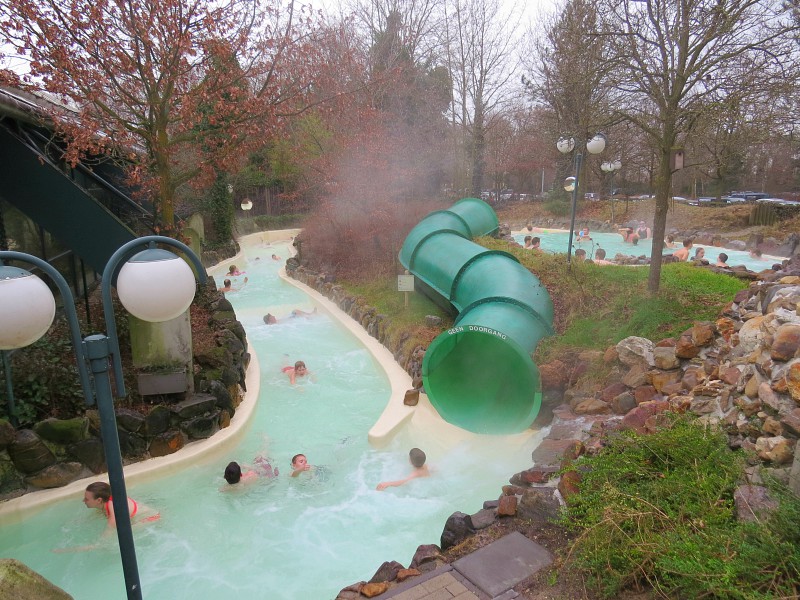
[310,0,560,28]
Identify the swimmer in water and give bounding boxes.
[282,360,312,385]
[376,448,430,491]
[290,453,312,477]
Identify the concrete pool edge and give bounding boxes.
[0,342,261,522]
[0,232,298,519]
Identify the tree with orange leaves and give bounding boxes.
[0,0,317,231]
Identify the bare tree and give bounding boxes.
[599,0,799,292]
[443,0,523,196]
[347,0,445,67]
[523,0,614,206]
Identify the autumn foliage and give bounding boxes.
[0,0,319,229]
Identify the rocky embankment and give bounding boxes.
[331,255,800,599]
[0,279,249,500]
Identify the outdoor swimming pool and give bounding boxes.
[513,230,783,272]
[0,233,542,599]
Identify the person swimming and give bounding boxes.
[282,360,312,385]
[219,277,248,293]
[223,457,278,485]
[263,308,317,325]
[82,481,159,526]
[290,453,312,477]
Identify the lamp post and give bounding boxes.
[601,159,622,227]
[0,236,206,600]
[557,134,607,264]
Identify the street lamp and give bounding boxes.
[0,236,206,600]
[557,133,607,264]
[601,159,622,226]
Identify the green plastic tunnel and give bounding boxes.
[399,198,554,434]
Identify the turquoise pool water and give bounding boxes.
[0,237,541,599]
[513,230,782,272]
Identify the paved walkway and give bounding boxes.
[380,532,552,600]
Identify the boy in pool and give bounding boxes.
[376,448,430,491]
[218,277,248,293]
[282,360,312,385]
[263,308,317,325]
[223,458,279,486]
[290,453,313,477]
[593,248,614,265]
[672,238,693,261]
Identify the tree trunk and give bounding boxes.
[471,100,485,196]
[647,142,674,294]
[154,138,175,230]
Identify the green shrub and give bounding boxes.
[562,415,800,598]
[543,199,571,217]
[0,324,84,426]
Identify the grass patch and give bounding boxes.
[477,238,746,361]
[337,277,454,353]
[561,415,800,599]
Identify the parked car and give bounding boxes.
[584,192,599,200]
[757,197,800,206]
[500,189,514,201]
[730,191,770,202]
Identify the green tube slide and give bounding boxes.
[399,198,554,434]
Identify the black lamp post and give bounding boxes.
[0,236,206,600]
[601,159,622,226]
[557,133,607,264]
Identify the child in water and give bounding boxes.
[282,360,312,385]
[55,482,159,552]
[290,453,312,477]
[376,448,430,491]
[223,457,278,487]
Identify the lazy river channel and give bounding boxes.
[0,231,542,599]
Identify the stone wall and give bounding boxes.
[544,261,800,493]
[0,279,249,500]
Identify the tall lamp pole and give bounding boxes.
[0,236,206,600]
[557,134,607,264]
[601,159,622,227]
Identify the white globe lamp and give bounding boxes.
[116,249,197,322]
[0,267,56,349]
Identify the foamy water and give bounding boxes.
[0,237,541,599]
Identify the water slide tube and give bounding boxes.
[399,198,554,434]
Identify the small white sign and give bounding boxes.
[397,275,415,292]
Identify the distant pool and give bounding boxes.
[513,230,784,272]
